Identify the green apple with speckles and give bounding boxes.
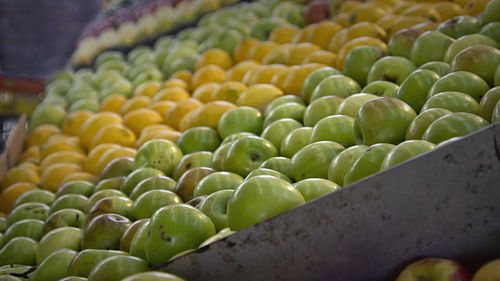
[395,69,440,112]
[380,140,435,170]
[420,91,479,114]
[328,145,368,186]
[422,112,490,144]
[218,107,264,139]
[344,143,395,186]
[301,67,341,103]
[222,136,278,177]
[417,61,450,77]
[303,95,344,127]
[134,139,183,177]
[310,74,361,102]
[310,115,355,147]
[293,178,340,202]
[129,176,177,201]
[280,127,313,158]
[428,71,490,102]
[67,249,127,278]
[367,56,416,85]
[193,171,244,198]
[289,141,345,181]
[410,31,455,66]
[361,81,399,98]
[198,189,234,232]
[87,255,149,281]
[405,108,452,140]
[343,45,385,87]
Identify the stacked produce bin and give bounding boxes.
[0,0,499,280]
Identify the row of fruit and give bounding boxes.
[1,0,500,279]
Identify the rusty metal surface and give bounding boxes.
[158,123,500,281]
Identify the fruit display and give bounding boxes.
[1,0,500,279]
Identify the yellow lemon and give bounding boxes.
[328,22,387,53]
[191,82,220,103]
[62,110,93,136]
[270,66,297,90]
[349,3,388,23]
[195,48,233,70]
[285,42,322,66]
[269,24,301,44]
[400,4,442,22]
[386,16,431,37]
[0,182,37,213]
[164,98,203,130]
[163,78,188,90]
[282,63,326,96]
[393,1,418,14]
[1,168,39,191]
[148,100,177,117]
[211,81,248,103]
[26,124,61,148]
[152,87,190,103]
[39,140,85,161]
[190,65,226,91]
[123,108,163,136]
[95,146,137,175]
[40,163,82,192]
[60,172,97,186]
[15,162,39,175]
[188,101,237,130]
[292,24,317,43]
[133,80,162,98]
[79,112,122,151]
[135,128,181,148]
[302,50,337,66]
[89,123,137,150]
[119,96,152,115]
[85,143,121,174]
[19,146,40,164]
[171,70,192,85]
[140,124,174,135]
[432,2,463,20]
[261,44,294,65]
[99,94,127,113]
[236,84,284,111]
[226,60,261,82]
[233,37,260,63]
[247,41,279,62]
[308,21,343,49]
[247,65,288,86]
[39,151,86,176]
[376,14,404,31]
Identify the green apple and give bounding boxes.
[293,178,340,202]
[478,86,500,122]
[264,103,306,127]
[367,56,417,85]
[279,127,313,158]
[7,203,49,227]
[421,91,479,114]
[30,249,77,281]
[405,108,452,140]
[67,249,126,278]
[354,97,416,145]
[303,95,344,127]
[122,271,186,281]
[301,67,341,103]
[245,168,292,183]
[121,167,165,196]
[265,95,305,116]
[258,157,292,178]
[260,118,303,152]
[99,157,135,180]
[496,63,500,86]
[423,112,490,144]
[336,93,379,117]
[480,22,500,44]
[221,132,257,145]
[86,190,127,213]
[380,140,435,170]
[12,190,54,210]
[119,218,149,253]
[410,31,455,66]
[94,177,125,192]
[145,204,216,266]
[165,56,197,78]
[222,136,278,177]
[482,0,500,25]
[491,100,500,123]
[211,142,232,171]
[387,28,424,59]
[361,81,399,98]
[87,255,149,281]
[437,15,481,39]
[94,51,124,69]
[198,189,234,232]
[129,175,177,201]
[36,227,81,264]
[451,45,500,86]
[0,219,43,247]
[174,167,216,202]
[310,115,355,147]
[227,175,304,231]
[82,214,131,250]
[86,196,133,223]
[0,264,33,277]
[0,237,37,266]
[68,98,99,113]
[343,45,385,87]
[395,258,471,281]
[56,180,94,198]
[132,190,183,220]
[418,61,450,77]
[310,74,361,102]
[192,172,244,198]
[99,78,133,101]
[428,71,490,102]
[0,217,5,233]
[49,194,88,214]
[344,143,395,186]
[28,104,66,132]
[395,69,441,112]
[199,29,243,54]
[134,139,183,177]
[177,127,221,154]
[444,34,500,63]
[199,228,235,248]
[289,141,345,181]
[218,107,264,139]
[249,17,287,40]
[328,145,368,186]
[129,220,150,260]
[42,209,86,235]
[172,152,213,181]
[66,87,98,105]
